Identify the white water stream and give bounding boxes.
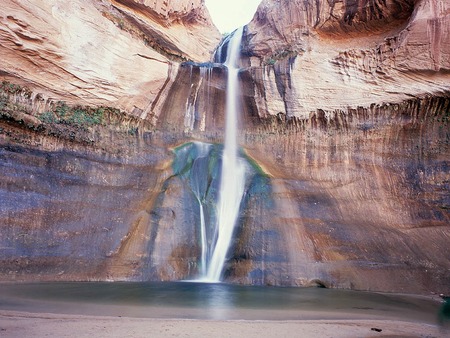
[204,27,246,282]
[188,142,213,278]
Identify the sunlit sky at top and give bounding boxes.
[205,0,262,34]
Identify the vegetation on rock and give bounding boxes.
[0,81,152,148]
[38,103,104,128]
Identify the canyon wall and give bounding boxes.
[0,0,449,295]
[229,0,449,293]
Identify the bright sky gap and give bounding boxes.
[205,0,262,33]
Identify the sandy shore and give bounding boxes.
[0,310,445,338]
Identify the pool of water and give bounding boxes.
[0,282,441,323]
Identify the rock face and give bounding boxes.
[0,0,220,116]
[242,0,450,119]
[246,0,415,55]
[233,97,450,292]
[0,0,449,295]
[223,0,449,293]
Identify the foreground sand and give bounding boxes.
[0,310,445,338]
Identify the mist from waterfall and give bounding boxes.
[205,27,246,282]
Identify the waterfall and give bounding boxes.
[175,28,246,282]
[205,27,246,282]
[184,65,195,132]
[189,142,213,278]
[184,65,212,132]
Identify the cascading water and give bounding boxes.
[189,142,213,277]
[174,28,247,282]
[205,27,246,282]
[184,66,212,132]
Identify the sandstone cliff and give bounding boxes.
[0,0,220,117]
[242,0,450,120]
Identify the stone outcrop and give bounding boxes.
[232,96,450,292]
[0,0,220,117]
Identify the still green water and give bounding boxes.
[0,282,441,323]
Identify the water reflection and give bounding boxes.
[0,282,442,323]
[203,283,234,319]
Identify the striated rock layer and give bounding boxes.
[233,97,449,292]
[0,0,449,295]
[241,0,450,120]
[0,0,220,117]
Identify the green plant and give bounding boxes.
[1,81,21,94]
[55,102,69,119]
[66,107,99,126]
[51,103,104,127]
[266,49,300,65]
[92,107,104,125]
[38,111,58,124]
[128,126,138,135]
[0,81,31,98]
[0,94,8,110]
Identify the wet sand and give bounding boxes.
[0,310,445,338]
